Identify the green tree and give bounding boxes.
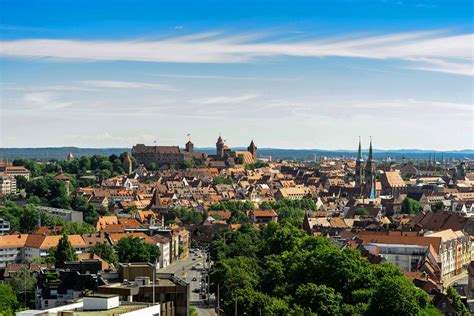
[52,234,78,268]
[447,287,469,316]
[275,206,305,225]
[14,175,28,190]
[9,268,37,309]
[294,283,342,316]
[370,275,429,315]
[171,208,204,225]
[181,160,193,169]
[354,207,369,216]
[432,201,445,213]
[208,221,436,316]
[19,205,41,233]
[71,195,99,224]
[0,284,19,315]
[89,242,118,266]
[401,197,423,214]
[115,237,160,263]
[245,161,269,170]
[148,162,157,171]
[62,222,96,235]
[213,176,233,185]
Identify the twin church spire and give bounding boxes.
[357,136,373,163]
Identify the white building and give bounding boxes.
[0,218,11,235]
[0,174,17,195]
[0,234,87,268]
[16,295,161,316]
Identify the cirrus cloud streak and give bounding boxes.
[0,30,472,76]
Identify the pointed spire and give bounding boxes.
[368,136,373,161]
[357,136,362,161]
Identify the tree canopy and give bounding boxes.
[0,284,19,316]
[401,197,423,214]
[209,222,436,315]
[50,234,78,268]
[89,242,118,267]
[115,236,160,263]
[9,268,37,309]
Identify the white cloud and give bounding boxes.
[1,31,472,75]
[21,92,72,110]
[196,94,260,105]
[155,73,257,80]
[80,80,176,91]
[408,58,473,76]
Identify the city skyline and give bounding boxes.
[1,0,473,150]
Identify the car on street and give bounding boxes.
[192,277,197,281]
[193,288,200,293]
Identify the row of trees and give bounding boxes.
[44,234,161,268]
[21,175,101,223]
[0,201,63,233]
[13,153,134,180]
[0,201,98,232]
[208,222,439,315]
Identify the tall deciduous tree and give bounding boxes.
[115,237,160,263]
[52,234,78,268]
[447,287,469,316]
[0,284,19,315]
[89,242,118,266]
[9,268,37,309]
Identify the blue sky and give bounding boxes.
[1,0,472,150]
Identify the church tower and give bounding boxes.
[355,137,365,187]
[216,135,225,158]
[247,140,257,159]
[365,137,376,197]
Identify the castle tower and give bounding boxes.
[123,152,133,175]
[185,134,194,153]
[216,135,225,158]
[355,137,365,187]
[365,137,376,197]
[185,140,194,153]
[247,140,257,158]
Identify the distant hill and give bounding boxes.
[0,147,472,161]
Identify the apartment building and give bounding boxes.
[0,234,87,267]
[358,229,471,283]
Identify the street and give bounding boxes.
[160,249,216,316]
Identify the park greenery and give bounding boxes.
[209,222,439,315]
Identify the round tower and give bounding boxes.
[216,136,225,158]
